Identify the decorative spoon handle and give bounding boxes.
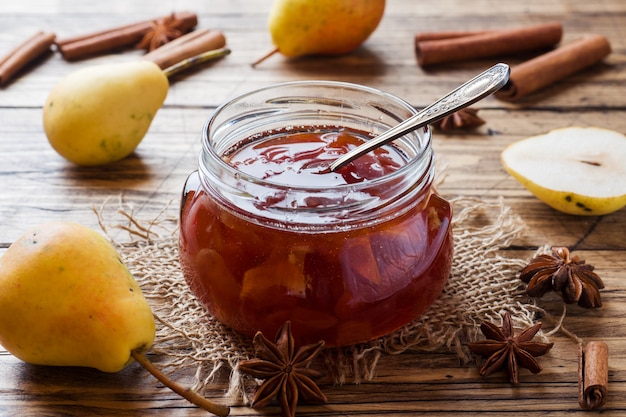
[329,63,510,172]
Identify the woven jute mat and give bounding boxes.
[96,194,541,399]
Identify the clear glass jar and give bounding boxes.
[179,81,453,347]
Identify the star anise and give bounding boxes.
[136,13,186,51]
[431,107,485,130]
[238,321,327,417]
[520,246,605,308]
[467,312,554,384]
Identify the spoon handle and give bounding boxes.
[329,63,510,172]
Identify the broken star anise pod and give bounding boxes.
[431,107,486,130]
[238,321,327,417]
[137,13,186,51]
[520,246,605,308]
[467,312,554,384]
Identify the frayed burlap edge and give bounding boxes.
[95,194,544,400]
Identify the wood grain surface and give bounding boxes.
[1,0,625,415]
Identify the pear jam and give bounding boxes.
[179,80,453,346]
[179,81,453,347]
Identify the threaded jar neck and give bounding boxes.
[198,80,435,231]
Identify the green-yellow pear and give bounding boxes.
[253,0,386,65]
[43,60,169,166]
[0,222,230,415]
[0,221,155,373]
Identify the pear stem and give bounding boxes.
[251,47,279,67]
[131,350,230,417]
[162,47,232,78]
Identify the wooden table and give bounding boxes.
[1,0,625,415]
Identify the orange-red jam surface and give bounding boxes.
[226,128,406,186]
[179,128,453,346]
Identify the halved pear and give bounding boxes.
[501,126,626,216]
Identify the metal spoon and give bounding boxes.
[328,63,510,172]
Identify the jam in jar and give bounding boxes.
[179,81,453,346]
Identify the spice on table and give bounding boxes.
[54,11,197,61]
[414,21,562,67]
[467,312,554,384]
[0,31,56,86]
[143,28,227,70]
[579,341,609,410]
[136,14,190,52]
[431,108,485,131]
[520,246,605,308]
[495,35,612,101]
[415,29,490,43]
[238,321,327,417]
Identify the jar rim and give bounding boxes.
[201,80,433,194]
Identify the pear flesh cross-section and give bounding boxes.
[501,126,626,215]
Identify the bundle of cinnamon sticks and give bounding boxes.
[0,11,228,86]
[415,21,612,101]
[55,11,198,61]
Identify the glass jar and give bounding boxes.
[179,81,453,347]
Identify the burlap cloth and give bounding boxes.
[96,193,544,400]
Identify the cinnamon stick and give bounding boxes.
[143,29,227,70]
[578,341,609,410]
[55,11,197,61]
[415,29,490,43]
[0,31,55,86]
[415,21,563,67]
[495,35,612,101]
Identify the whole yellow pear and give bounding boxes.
[0,222,155,373]
[267,0,385,58]
[43,60,169,166]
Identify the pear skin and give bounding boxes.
[504,168,626,215]
[267,0,385,58]
[43,60,168,166]
[0,222,155,373]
